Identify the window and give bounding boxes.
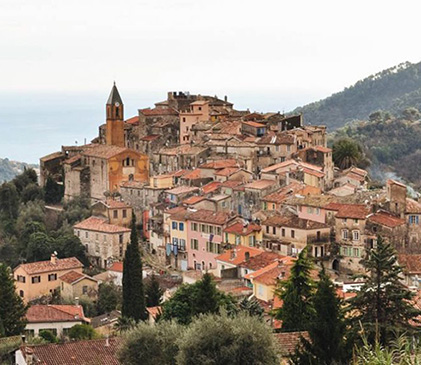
[315,208,320,215]
[103,235,107,242]
[85,232,88,239]
[190,239,199,250]
[119,234,123,244]
[32,276,41,284]
[172,221,178,230]
[353,248,359,257]
[179,239,186,251]
[179,222,184,231]
[216,227,222,236]
[48,273,57,281]
[291,230,295,238]
[342,229,348,240]
[209,226,214,235]
[281,228,285,237]
[354,219,358,224]
[272,226,276,235]
[307,207,313,214]
[258,284,264,296]
[352,230,360,241]
[77,230,80,237]
[235,235,241,245]
[225,233,229,242]
[342,218,347,224]
[82,286,88,295]
[123,209,127,218]
[249,236,256,247]
[17,275,26,283]
[191,222,198,231]
[113,210,118,219]
[409,215,419,225]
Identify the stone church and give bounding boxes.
[41,84,149,202]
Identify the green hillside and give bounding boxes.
[294,61,421,130]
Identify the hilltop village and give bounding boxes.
[6,84,421,363]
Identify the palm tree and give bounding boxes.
[332,138,363,169]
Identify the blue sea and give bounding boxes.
[0,91,316,164]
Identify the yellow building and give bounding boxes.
[245,259,294,302]
[150,174,174,189]
[14,255,83,303]
[223,221,262,247]
[59,270,99,302]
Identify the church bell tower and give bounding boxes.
[106,82,125,147]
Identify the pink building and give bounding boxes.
[179,101,209,144]
[186,209,235,271]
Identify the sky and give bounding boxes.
[1,0,421,162]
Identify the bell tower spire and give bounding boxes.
[105,82,125,147]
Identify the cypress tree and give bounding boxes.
[0,264,28,337]
[275,248,313,332]
[350,235,421,345]
[122,213,146,322]
[193,273,220,315]
[145,273,164,307]
[292,267,348,364]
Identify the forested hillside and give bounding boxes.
[0,158,38,183]
[332,109,421,186]
[295,61,421,130]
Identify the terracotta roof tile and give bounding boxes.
[26,305,86,323]
[109,262,123,273]
[244,179,274,190]
[275,331,309,355]
[242,121,266,128]
[74,217,131,233]
[215,246,263,265]
[140,134,161,141]
[165,186,199,195]
[406,198,421,214]
[368,211,405,228]
[263,215,329,229]
[59,271,85,284]
[140,107,178,116]
[200,159,241,170]
[202,181,222,194]
[172,209,234,225]
[22,337,121,365]
[398,254,421,274]
[223,221,261,236]
[146,306,162,319]
[214,167,241,176]
[183,196,205,205]
[334,204,370,219]
[16,257,83,275]
[81,144,133,159]
[125,116,139,125]
[240,251,285,271]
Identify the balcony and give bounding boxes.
[307,234,330,244]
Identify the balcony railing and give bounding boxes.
[307,234,331,244]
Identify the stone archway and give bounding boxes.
[332,259,340,271]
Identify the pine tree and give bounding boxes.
[145,274,164,307]
[350,235,421,345]
[122,213,146,322]
[193,273,220,315]
[0,264,28,337]
[275,248,314,332]
[292,267,348,364]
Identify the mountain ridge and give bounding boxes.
[0,158,39,183]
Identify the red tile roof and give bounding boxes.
[109,262,123,273]
[74,217,131,233]
[302,167,325,178]
[214,167,241,177]
[244,179,274,190]
[398,254,421,274]
[103,199,130,209]
[406,198,421,214]
[334,204,370,219]
[368,211,405,228]
[215,246,263,265]
[275,331,309,355]
[81,144,133,159]
[181,169,202,180]
[200,159,241,170]
[172,209,234,225]
[165,186,199,195]
[263,215,329,229]
[223,221,261,236]
[59,271,85,284]
[26,305,86,323]
[140,107,178,116]
[220,180,244,188]
[240,251,286,271]
[16,257,83,275]
[182,196,205,205]
[245,260,294,286]
[22,337,121,365]
[242,121,266,128]
[202,181,222,194]
[125,116,139,125]
[146,306,162,319]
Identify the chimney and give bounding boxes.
[75,297,79,306]
[224,95,228,102]
[105,334,110,347]
[25,348,34,365]
[286,172,290,186]
[50,252,57,265]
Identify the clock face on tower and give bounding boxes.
[115,102,120,107]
